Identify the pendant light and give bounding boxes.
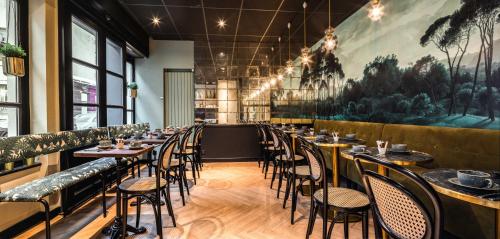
[285,22,294,75]
[300,1,311,66]
[368,0,384,21]
[269,47,277,86]
[323,0,338,53]
[276,36,284,81]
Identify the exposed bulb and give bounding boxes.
[323,26,338,52]
[368,1,384,21]
[285,60,294,75]
[300,47,311,66]
[270,78,277,86]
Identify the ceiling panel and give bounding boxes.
[119,0,368,79]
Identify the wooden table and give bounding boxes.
[341,147,433,175]
[423,169,500,239]
[124,137,167,145]
[74,144,155,239]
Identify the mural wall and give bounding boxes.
[271,0,500,129]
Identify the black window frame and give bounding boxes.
[59,2,132,130]
[0,0,29,136]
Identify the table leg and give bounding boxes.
[496,209,500,239]
[104,157,146,239]
[332,147,339,187]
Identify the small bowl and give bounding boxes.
[391,144,408,152]
[352,145,367,153]
[457,170,492,188]
[345,134,356,140]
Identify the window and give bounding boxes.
[0,0,22,136]
[126,61,135,124]
[71,17,99,130]
[105,38,125,126]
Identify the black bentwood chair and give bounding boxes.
[263,124,283,178]
[174,125,198,185]
[118,134,179,239]
[299,136,370,239]
[354,154,443,239]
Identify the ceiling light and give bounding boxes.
[217,18,227,29]
[270,78,277,86]
[219,52,225,57]
[286,60,294,75]
[368,0,384,21]
[323,0,338,53]
[300,2,311,67]
[152,16,161,26]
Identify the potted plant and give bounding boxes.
[127,82,138,98]
[4,160,14,171]
[0,42,26,77]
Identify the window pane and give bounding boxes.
[73,63,98,104]
[0,107,18,137]
[72,18,97,65]
[0,69,18,103]
[127,110,133,124]
[73,105,98,130]
[106,39,123,75]
[0,0,18,44]
[107,108,123,126]
[106,73,123,106]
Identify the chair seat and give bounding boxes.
[152,158,182,167]
[174,148,193,154]
[313,187,370,209]
[118,177,167,194]
[288,165,310,176]
[275,154,304,161]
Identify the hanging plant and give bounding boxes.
[1,42,26,77]
[127,82,138,98]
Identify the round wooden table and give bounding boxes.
[423,169,500,239]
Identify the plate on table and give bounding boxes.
[97,145,113,150]
[448,178,500,191]
[388,149,411,154]
[347,149,371,154]
[342,137,357,142]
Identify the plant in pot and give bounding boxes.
[4,159,15,171]
[0,42,26,77]
[128,82,138,98]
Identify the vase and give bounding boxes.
[2,57,25,77]
[130,89,137,98]
[4,162,14,171]
[25,157,35,166]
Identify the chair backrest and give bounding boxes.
[354,154,443,239]
[193,124,203,146]
[297,135,324,182]
[179,125,195,151]
[157,133,180,172]
[269,127,281,148]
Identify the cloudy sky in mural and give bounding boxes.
[333,0,500,81]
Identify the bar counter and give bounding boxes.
[201,124,261,162]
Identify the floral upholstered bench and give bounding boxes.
[0,123,149,239]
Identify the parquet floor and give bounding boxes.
[21,162,374,238]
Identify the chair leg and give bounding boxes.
[163,187,176,227]
[306,182,315,237]
[101,174,107,217]
[277,161,285,198]
[156,192,163,239]
[362,211,368,239]
[373,212,382,239]
[322,204,328,239]
[135,196,141,229]
[178,167,186,206]
[39,199,51,239]
[283,173,292,209]
[270,160,278,189]
[183,164,190,196]
[190,155,197,185]
[122,196,128,239]
[291,177,300,224]
[343,213,349,239]
[327,213,336,239]
[136,157,141,178]
[307,203,319,237]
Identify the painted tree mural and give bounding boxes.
[271,0,500,129]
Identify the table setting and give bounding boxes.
[341,142,433,166]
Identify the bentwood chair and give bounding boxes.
[174,125,198,185]
[354,154,443,239]
[263,125,283,179]
[270,128,304,198]
[118,134,179,239]
[187,123,205,174]
[256,123,273,168]
[299,136,370,239]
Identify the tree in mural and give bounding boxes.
[447,0,500,120]
[401,55,449,104]
[421,14,471,116]
[361,55,401,98]
[324,52,345,104]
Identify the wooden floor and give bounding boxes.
[19,162,374,239]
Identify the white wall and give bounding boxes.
[135,40,194,129]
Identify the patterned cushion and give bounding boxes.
[0,157,117,202]
[313,187,369,209]
[288,165,310,176]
